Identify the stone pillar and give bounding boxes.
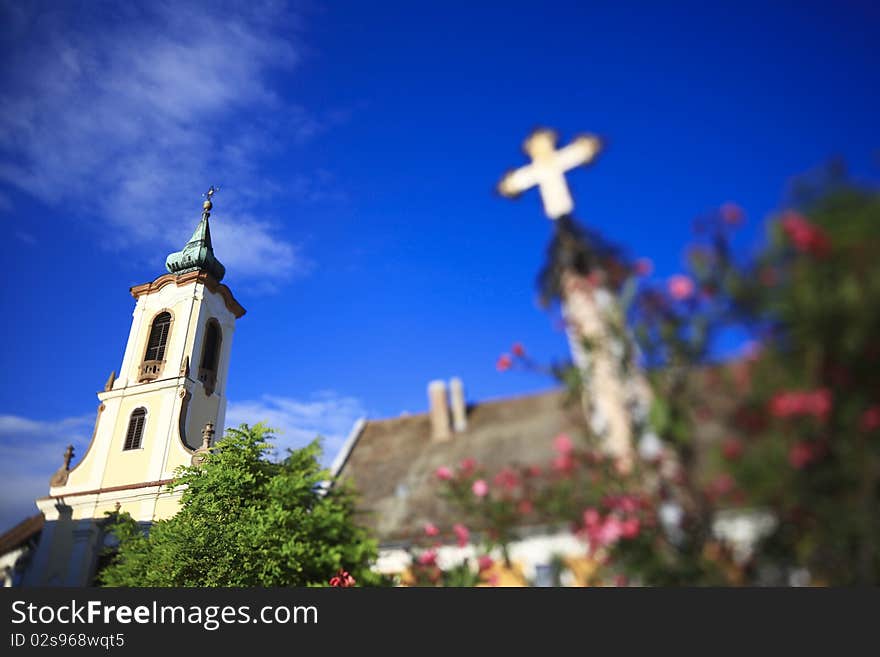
[561,270,646,465]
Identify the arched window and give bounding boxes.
[123,408,146,450]
[145,312,172,362]
[198,320,222,395]
[140,312,172,382]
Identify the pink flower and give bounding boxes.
[721,438,744,461]
[424,522,439,537]
[472,479,489,497]
[553,433,574,455]
[453,523,470,547]
[781,211,831,258]
[459,457,477,475]
[417,549,438,567]
[620,518,641,539]
[435,466,453,481]
[329,569,356,587]
[634,257,654,276]
[667,274,695,301]
[526,465,542,477]
[769,389,832,421]
[860,406,880,432]
[511,342,526,357]
[596,516,624,545]
[720,202,744,225]
[583,508,601,528]
[788,442,816,469]
[517,499,534,515]
[496,354,512,372]
[477,555,494,572]
[553,453,575,474]
[493,468,520,491]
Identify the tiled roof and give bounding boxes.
[0,513,44,555]
[336,387,587,544]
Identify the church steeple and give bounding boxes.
[165,186,226,282]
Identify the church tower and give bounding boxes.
[24,188,245,585]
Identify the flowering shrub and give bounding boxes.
[454,174,880,585]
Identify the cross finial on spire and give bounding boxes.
[497,128,602,220]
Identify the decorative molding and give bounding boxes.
[49,445,75,487]
[65,403,105,477]
[191,423,214,466]
[40,478,176,501]
[178,389,193,451]
[130,270,246,318]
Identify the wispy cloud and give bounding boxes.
[0,0,327,284]
[225,392,368,465]
[0,413,95,532]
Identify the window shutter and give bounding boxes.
[124,409,146,450]
[145,312,172,361]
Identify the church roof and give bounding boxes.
[335,368,736,547]
[335,388,587,545]
[165,190,226,281]
[165,214,226,282]
[0,513,44,556]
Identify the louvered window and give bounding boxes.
[124,408,146,451]
[145,312,172,362]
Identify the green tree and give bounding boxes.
[98,423,380,587]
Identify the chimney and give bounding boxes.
[449,377,467,432]
[428,380,451,441]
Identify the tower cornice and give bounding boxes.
[130,270,246,318]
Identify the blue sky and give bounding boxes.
[0,0,877,530]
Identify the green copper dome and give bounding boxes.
[165,190,226,281]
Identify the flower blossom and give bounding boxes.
[329,569,356,587]
[435,466,453,481]
[472,479,489,497]
[769,389,832,421]
[477,555,494,572]
[788,442,819,469]
[496,354,513,372]
[860,406,880,432]
[511,342,526,357]
[417,549,438,567]
[721,438,744,461]
[668,275,695,301]
[553,433,574,455]
[453,523,470,547]
[493,467,520,491]
[424,522,439,537]
[780,211,831,258]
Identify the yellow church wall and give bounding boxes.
[100,390,176,488]
[152,494,183,521]
[185,386,221,449]
[59,402,118,492]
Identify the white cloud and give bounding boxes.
[0,0,323,284]
[225,392,368,466]
[0,413,95,533]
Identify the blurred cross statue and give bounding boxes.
[497,128,602,220]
